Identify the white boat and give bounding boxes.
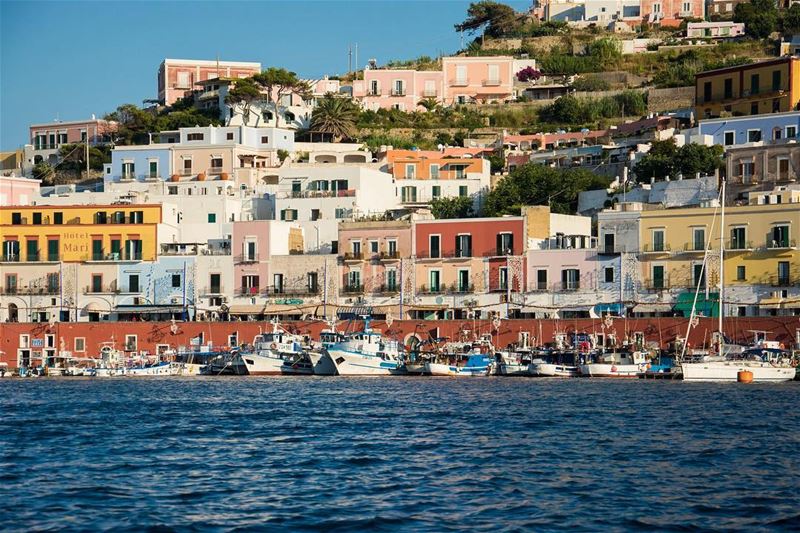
[427,352,495,377]
[529,351,581,377]
[0,362,13,378]
[681,359,795,382]
[327,318,405,376]
[240,320,311,376]
[306,329,345,376]
[496,351,530,376]
[580,351,649,378]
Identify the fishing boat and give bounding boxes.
[580,350,649,378]
[529,350,581,377]
[326,317,405,376]
[495,350,531,376]
[239,320,312,376]
[306,328,345,375]
[426,336,495,377]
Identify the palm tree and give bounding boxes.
[309,94,358,142]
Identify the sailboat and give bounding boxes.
[680,179,795,383]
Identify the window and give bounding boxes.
[736,265,746,281]
[401,186,417,203]
[280,209,298,221]
[6,273,18,293]
[603,233,616,254]
[211,157,223,169]
[693,263,705,288]
[148,160,158,178]
[311,209,321,221]
[429,235,441,258]
[273,273,284,293]
[604,267,614,283]
[488,64,500,84]
[348,270,361,289]
[787,126,797,138]
[47,239,59,261]
[405,164,416,179]
[704,81,712,102]
[208,213,216,223]
[561,269,580,290]
[11,212,22,225]
[778,158,790,179]
[129,274,140,293]
[242,275,259,295]
[682,1,690,11]
[750,102,758,115]
[91,274,102,293]
[652,229,665,252]
[168,186,178,195]
[388,240,397,257]
[171,274,181,288]
[261,136,269,143]
[33,212,42,225]
[110,238,121,259]
[652,265,665,289]
[53,212,63,225]
[432,185,441,199]
[740,161,754,179]
[723,131,735,146]
[385,269,397,291]
[771,225,790,248]
[74,338,85,352]
[351,241,361,256]
[335,208,349,219]
[454,165,467,179]
[459,186,468,197]
[183,159,192,174]
[455,234,472,257]
[430,164,440,179]
[3,240,20,262]
[458,269,470,292]
[536,269,547,290]
[429,270,441,292]
[125,239,142,260]
[125,335,137,352]
[750,74,760,95]
[210,273,221,294]
[244,241,257,261]
[370,241,379,254]
[692,227,706,251]
[369,80,379,95]
[497,233,513,255]
[773,70,782,91]
[227,132,234,140]
[130,211,144,224]
[747,129,762,143]
[187,133,204,141]
[730,227,747,250]
[46,273,58,293]
[26,239,39,261]
[778,261,790,285]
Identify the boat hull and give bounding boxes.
[681,362,795,382]
[240,352,287,375]
[580,363,643,378]
[497,363,529,376]
[327,349,405,376]
[308,351,337,376]
[530,363,581,378]
[405,363,428,375]
[426,362,491,377]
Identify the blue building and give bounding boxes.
[114,257,196,320]
[105,146,172,184]
[697,111,800,147]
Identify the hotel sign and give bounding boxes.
[62,231,92,254]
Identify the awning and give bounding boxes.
[632,303,673,313]
[673,292,719,318]
[83,302,105,312]
[520,306,557,315]
[591,303,625,318]
[759,297,800,309]
[228,304,267,314]
[115,305,185,314]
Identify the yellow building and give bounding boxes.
[639,196,800,308]
[0,204,161,263]
[695,57,800,119]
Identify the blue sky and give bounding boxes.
[0,0,531,151]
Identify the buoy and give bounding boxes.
[738,370,753,383]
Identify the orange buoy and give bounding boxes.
[737,370,753,383]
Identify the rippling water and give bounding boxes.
[1,378,799,532]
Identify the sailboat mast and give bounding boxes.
[719,179,725,342]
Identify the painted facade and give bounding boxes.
[158,58,261,106]
[0,176,40,206]
[694,111,800,147]
[352,70,445,111]
[29,118,117,167]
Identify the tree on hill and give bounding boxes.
[455,1,521,38]
[484,164,611,216]
[224,77,265,126]
[430,196,475,219]
[734,0,778,39]
[253,67,312,128]
[309,94,358,142]
[633,139,724,180]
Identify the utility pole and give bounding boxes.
[348,45,352,80]
[354,43,359,81]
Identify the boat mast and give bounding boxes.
[719,178,725,351]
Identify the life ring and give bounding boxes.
[270,343,277,350]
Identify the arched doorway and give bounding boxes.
[8,303,18,322]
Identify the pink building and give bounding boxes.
[338,220,413,297]
[442,56,532,105]
[352,70,444,112]
[29,118,118,166]
[0,176,40,206]
[232,220,304,299]
[159,58,261,106]
[640,0,703,26]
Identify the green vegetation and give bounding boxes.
[484,164,611,216]
[224,67,312,128]
[539,91,647,124]
[309,94,359,142]
[633,139,724,180]
[734,0,778,39]
[455,1,522,38]
[430,196,476,219]
[105,101,221,146]
[570,76,611,92]
[651,49,753,88]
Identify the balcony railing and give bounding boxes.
[422,90,437,97]
[641,243,671,253]
[199,286,224,295]
[683,242,707,252]
[419,285,444,294]
[208,166,224,175]
[484,249,516,257]
[84,283,119,294]
[265,286,321,296]
[379,251,400,260]
[235,254,260,264]
[366,90,380,96]
[237,286,261,296]
[1,254,20,263]
[281,189,357,199]
[450,78,469,87]
[482,79,502,86]
[83,252,141,262]
[374,284,400,295]
[341,285,363,294]
[559,281,581,292]
[766,239,796,250]
[727,239,753,251]
[600,245,622,254]
[448,283,476,294]
[531,281,548,292]
[644,278,670,291]
[343,252,364,261]
[4,285,60,295]
[769,275,796,287]
[390,88,406,96]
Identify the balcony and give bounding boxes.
[390,88,406,97]
[766,239,796,250]
[6,285,60,296]
[644,278,670,291]
[343,252,364,261]
[374,284,400,295]
[341,285,363,295]
[599,245,622,255]
[379,251,400,261]
[422,89,437,97]
[281,189,356,199]
[559,281,581,292]
[531,281,549,292]
[366,90,381,96]
[84,252,141,262]
[419,285,444,295]
[769,275,796,287]
[448,283,475,294]
[641,243,671,254]
[1,254,20,263]
[84,282,120,294]
[683,242,707,253]
[450,78,469,87]
[199,286,224,296]
[727,239,753,252]
[265,286,320,296]
[483,249,516,258]
[235,254,260,264]
[208,166,224,175]
[482,79,502,87]
[237,286,261,297]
